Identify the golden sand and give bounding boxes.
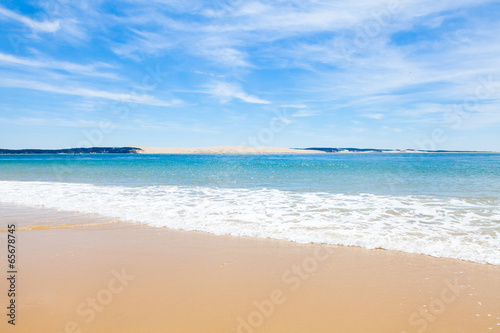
[0,204,498,332]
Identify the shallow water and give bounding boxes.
[0,153,499,264]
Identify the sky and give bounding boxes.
[0,0,499,150]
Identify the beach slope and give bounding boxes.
[0,204,498,333]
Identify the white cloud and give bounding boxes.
[0,52,118,79]
[2,0,499,146]
[293,110,320,117]
[131,118,219,134]
[0,5,60,32]
[106,0,497,71]
[0,117,105,128]
[0,78,180,107]
[112,29,175,58]
[361,113,384,119]
[196,46,250,67]
[206,81,271,104]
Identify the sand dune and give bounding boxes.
[136,146,325,154]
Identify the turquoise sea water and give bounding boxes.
[0,153,499,264]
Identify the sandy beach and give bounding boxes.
[1,204,498,333]
[2,1,499,332]
[136,146,326,154]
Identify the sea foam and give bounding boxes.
[0,180,498,265]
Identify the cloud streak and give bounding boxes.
[1,0,499,149]
[0,78,179,107]
[0,53,118,79]
[0,5,60,32]
[206,82,271,104]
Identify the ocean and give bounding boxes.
[0,153,498,265]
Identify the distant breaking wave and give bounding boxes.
[0,180,498,265]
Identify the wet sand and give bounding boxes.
[0,204,498,332]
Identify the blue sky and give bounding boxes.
[0,0,499,150]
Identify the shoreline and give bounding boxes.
[0,185,497,266]
[1,204,499,332]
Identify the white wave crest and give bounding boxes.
[1,180,498,265]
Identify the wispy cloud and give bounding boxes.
[111,29,175,58]
[361,114,384,120]
[131,118,219,134]
[0,78,180,107]
[0,5,60,32]
[292,110,320,117]
[0,52,118,79]
[195,46,249,67]
[1,0,499,149]
[206,81,270,104]
[0,117,105,128]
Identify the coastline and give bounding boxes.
[1,204,498,332]
[0,146,496,155]
[135,146,326,154]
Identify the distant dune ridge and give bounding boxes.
[135,146,324,154]
[0,146,488,154]
[0,147,140,154]
[0,146,323,154]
